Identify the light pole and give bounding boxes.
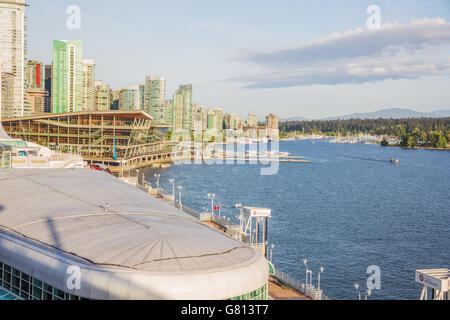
[270,244,275,263]
[177,185,183,210]
[235,203,244,241]
[307,269,313,288]
[318,266,324,293]
[303,259,309,288]
[365,289,372,300]
[154,173,160,190]
[169,178,175,203]
[208,193,215,218]
[354,283,361,301]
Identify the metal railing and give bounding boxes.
[135,180,331,300]
[274,269,331,300]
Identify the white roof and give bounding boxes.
[0,169,268,299]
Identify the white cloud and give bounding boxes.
[233,18,450,88]
[235,57,450,88]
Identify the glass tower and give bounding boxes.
[51,40,83,113]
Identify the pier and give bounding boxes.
[129,175,330,301]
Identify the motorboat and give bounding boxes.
[389,158,400,164]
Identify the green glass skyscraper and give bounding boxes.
[173,84,192,131]
[52,40,83,113]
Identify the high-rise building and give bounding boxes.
[110,89,120,110]
[173,84,192,131]
[82,59,95,111]
[247,113,258,127]
[224,113,240,130]
[213,108,223,131]
[119,85,141,111]
[44,65,52,112]
[52,40,83,113]
[25,88,48,114]
[0,0,27,118]
[265,113,279,139]
[138,83,145,110]
[144,76,166,123]
[164,100,174,126]
[24,60,45,89]
[207,111,217,130]
[94,80,110,111]
[192,104,208,132]
[266,114,279,130]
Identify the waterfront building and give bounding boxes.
[144,76,166,123]
[24,60,45,89]
[82,59,95,111]
[44,65,52,112]
[1,110,174,170]
[0,0,27,118]
[51,40,83,113]
[0,169,269,300]
[94,80,110,111]
[25,88,48,114]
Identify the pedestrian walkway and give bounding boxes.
[268,276,311,300]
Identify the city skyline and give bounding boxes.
[24,0,450,120]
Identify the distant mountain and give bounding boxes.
[281,108,450,122]
[323,108,450,120]
[431,109,450,118]
[280,116,311,122]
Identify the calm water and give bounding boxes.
[143,140,450,300]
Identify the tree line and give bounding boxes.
[279,117,450,149]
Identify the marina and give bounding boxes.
[143,139,450,300]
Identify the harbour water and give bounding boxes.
[143,140,450,300]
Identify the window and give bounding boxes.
[0,261,83,300]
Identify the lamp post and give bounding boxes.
[177,185,183,210]
[270,244,275,263]
[307,269,313,288]
[119,158,125,179]
[365,289,372,300]
[303,259,309,288]
[318,266,324,293]
[169,178,175,203]
[354,283,361,301]
[208,193,215,219]
[154,173,160,190]
[235,203,244,241]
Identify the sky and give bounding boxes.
[26,0,450,120]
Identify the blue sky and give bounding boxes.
[27,0,450,119]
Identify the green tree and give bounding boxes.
[435,135,448,149]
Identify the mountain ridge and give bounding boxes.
[280,108,450,122]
